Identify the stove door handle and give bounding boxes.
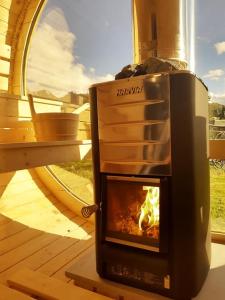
[81,204,98,218]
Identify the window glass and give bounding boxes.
[26,0,132,204]
[196,0,225,233]
[26,0,225,232]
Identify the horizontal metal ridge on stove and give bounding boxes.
[103,99,165,107]
[102,160,170,165]
[100,140,166,145]
[101,120,166,127]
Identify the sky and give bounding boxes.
[196,0,225,103]
[27,0,225,104]
[27,0,132,97]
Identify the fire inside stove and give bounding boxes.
[106,177,160,251]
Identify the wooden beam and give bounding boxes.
[209,140,225,160]
[0,140,91,173]
[0,283,34,300]
[8,268,113,300]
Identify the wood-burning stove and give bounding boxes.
[89,71,211,300]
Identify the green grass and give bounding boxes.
[210,165,225,232]
[58,160,93,182]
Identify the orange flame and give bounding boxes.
[138,186,159,232]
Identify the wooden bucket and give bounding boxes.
[28,94,79,141]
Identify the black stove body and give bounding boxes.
[89,71,211,300]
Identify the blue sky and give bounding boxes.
[196,0,225,101]
[41,0,132,76]
[28,0,225,103]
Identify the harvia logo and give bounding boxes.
[116,86,144,96]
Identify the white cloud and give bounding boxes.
[210,92,225,105]
[215,41,225,55]
[27,7,113,97]
[89,67,95,73]
[203,69,225,80]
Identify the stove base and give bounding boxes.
[65,246,171,300]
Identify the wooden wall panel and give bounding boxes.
[0,5,9,22]
[0,20,8,35]
[0,33,6,44]
[0,44,11,58]
[0,92,91,143]
[0,1,12,10]
[0,59,10,74]
[0,128,35,143]
[0,75,8,90]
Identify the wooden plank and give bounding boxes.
[0,191,60,215]
[0,1,12,10]
[0,5,9,22]
[0,169,39,188]
[0,223,94,284]
[0,183,51,206]
[0,220,26,241]
[38,229,95,279]
[11,85,20,95]
[0,170,15,186]
[8,0,25,18]
[0,232,59,273]
[0,33,6,43]
[0,74,8,90]
[0,128,35,142]
[1,192,72,217]
[78,121,91,131]
[0,20,8,36]
[0,116,21,125]
[79,110,90,122]
[0,97,26,117]
[0,140,91,173]
[0,214,12,226]
[0,283,34,300]
[0,94,83,120]
[0,97,77,118]
[52,240,95,283]
[0,139,91,149]
[0,185,48,205]
[0,120,33,128]
[0,59,10,75]
[23,1,39,24]
[0,174,48,199]
[0,227,43,255]
[77,129,91,140]
[209,140,225,159]
[7,207,83,237]
[8,268,113,300]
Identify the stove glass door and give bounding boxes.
[105,176,161,252]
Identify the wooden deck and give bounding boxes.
[0,169,95,286]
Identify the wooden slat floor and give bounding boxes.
[0,169,95,286]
